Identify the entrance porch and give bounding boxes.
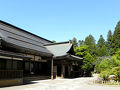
[53,61,72,79]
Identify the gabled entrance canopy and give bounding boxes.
[44,41,82,60]
[45,41,83,79]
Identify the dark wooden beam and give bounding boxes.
[51,57,54,80]
[0,38,2,48]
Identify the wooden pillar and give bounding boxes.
[68,65,71,77]
[29,59,31,74]
[0,38,2,48]
[34,55,35,74]
[61,64,65,78]
[51,57,54,80]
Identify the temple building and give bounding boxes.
[0,20,82,87]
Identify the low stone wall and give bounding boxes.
[0,78,23,87]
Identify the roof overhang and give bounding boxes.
[0,50,31,59]
[45,41,74,56]
[1,40,53,57]
[53,54,83,61]
[45,41,83,61]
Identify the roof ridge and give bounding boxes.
[44,41,72,46]
[0,20,53,43]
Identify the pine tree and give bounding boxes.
[84,35,96,45]
[84,34,96,56]
[97,35,105,47]
[97,35,108,56]
[106,30,112,55]
[72,37,78,48]
[112,21,120,54]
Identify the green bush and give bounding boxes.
[100,70,110,81]
[96,50,120,82]
[98,58,110,72]
[95,53,120,73]
[110,66,120,81]
[94,58,102,73]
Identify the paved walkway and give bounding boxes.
[1,74,120,90]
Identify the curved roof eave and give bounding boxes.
[44,41,73,57]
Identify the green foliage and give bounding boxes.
[74,46,95,72]
[96,35,108,56]
[114,49,120,60]
[84,34,96,56]
[96,56,120,73]
[73,20,120,79]
[96,50,120,81]
[97,35,105,47]
[72,37,78,48]
[106,30,113,55]
[96,46,108,57]
[74,45,88,57]
[84,34,96,45]
[78,40,84,46]
[110,67,120,81]
[98,58,112,72]
[107,30,113,42]
[111,21,120,54]
[100,70,110,81]
[99,67,120,81]
[82,53,94,71]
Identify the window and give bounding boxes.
[0,58,6,70]
[6,60,12,70]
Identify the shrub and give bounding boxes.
[110,66,120,81]
[100,70,110,81]
[97,50,120,83]
[96,56,120,73]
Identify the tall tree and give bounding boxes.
[84,34,96,45]
[112,21,120,54]
[84,34,96,56]
[106,30,112,55]
[78,40,84,46]
[72,37,78,48]
[74,45,95,76]
[97,35,105,47]
[97,35,108,56]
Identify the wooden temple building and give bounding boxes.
[0,20,82,86]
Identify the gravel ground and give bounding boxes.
[1,74,120,90]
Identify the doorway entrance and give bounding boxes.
[57,65,61,77]
[65,65,68,78]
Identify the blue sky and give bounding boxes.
[0,0,120,42]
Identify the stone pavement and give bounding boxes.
[0,74,120,90]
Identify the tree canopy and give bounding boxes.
[72,20,120,78]
[112,21,120,54]
[84,35,96,56]
[96,35,108,57]
[106,30,113,55]
[72,37,78,48]
[74,45,95,73]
